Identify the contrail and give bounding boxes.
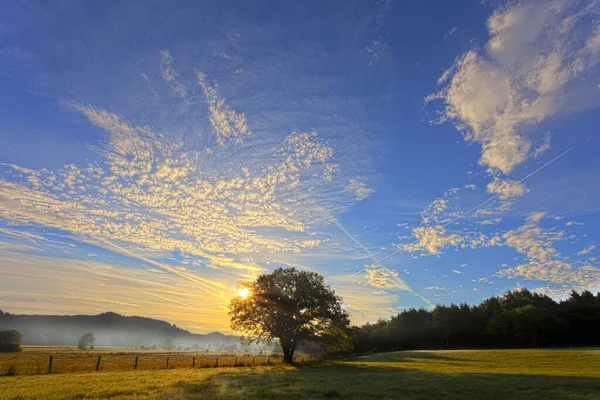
[96,239,233,299]
[320,207,433,307]
[331,147,574,287]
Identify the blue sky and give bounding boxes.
[1,0,599,333]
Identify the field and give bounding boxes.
[0,347,301,375]
[1,349,600,399]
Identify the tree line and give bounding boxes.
[352,288,600,353]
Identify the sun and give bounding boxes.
[237,288,250,299]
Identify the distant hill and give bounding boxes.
[0,310,241,349]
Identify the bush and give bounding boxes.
[0,329,22,353]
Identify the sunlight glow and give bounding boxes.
[238,288,250,299]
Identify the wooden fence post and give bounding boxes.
[192,357,195,368]
[48,356,53,374]
[252,356,255,367]
[134,356,138,370]
[96,356,101,372]
[267,356,270,365]
[234,357,237,366]
[215,357,219,367]
[166,357,169,369]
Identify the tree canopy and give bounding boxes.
[77,332,95,350]
[229,267,349,363]
[0,329,23,352]
[353,288,600,353]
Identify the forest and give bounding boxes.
[352,288,600,353]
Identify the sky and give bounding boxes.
[1,0,600,334]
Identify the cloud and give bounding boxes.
[533,132,551,159]
[498,211,600,291]
[345,178,373,201]
[365,266,411,291]
[403,225,463,255]
[480,218,502,225]
[0,252,233,333]
[159,50,187,98]
[487,177,528,199]
[578,244,597,256]
[443,27,458,40]
[452,269,462,274]
[0,97,343,277]
[428,0,600,174]
[197,72,250,147]
[422,198,448,224]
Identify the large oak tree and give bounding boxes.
[229,268,349,364]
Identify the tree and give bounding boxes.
[511,306,569,347]
[78,332,95,350]
[163,338,174,349]
[0,329,23,352]
[229,268,349,364]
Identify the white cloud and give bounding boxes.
[159,50,187,98]
[0,103,341,276]
[443,27,458,40]
[198,72,250,147]
[365,266,411,291]
[403,225,463,255]
[345,178,373,201]
[498,211,600,290]
[452,269,462,274]
[578,244,597,256]
[480,218,503,225]
[533,132,551,159]
[487,177,528,199]
[429,0,600,175]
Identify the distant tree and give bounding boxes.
[229,268,349,364]
[163,338,174,349]
[0,329,23,352]
[351,288,599,353]
[511,306,569,347]
[77,332,95,350]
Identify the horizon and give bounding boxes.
[1,0,600,335]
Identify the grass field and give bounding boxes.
[1,349,599,399]
[0,347,296,375]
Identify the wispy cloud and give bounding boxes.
[577,244,597,257]
[197,72,250,147]
[159,49,188,98]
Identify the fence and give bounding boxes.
[0,352,321,376]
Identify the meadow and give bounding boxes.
[0,347,298,375]
[1,348,599,399]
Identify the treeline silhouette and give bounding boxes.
[353,288,600,352]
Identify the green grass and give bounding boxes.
[1,349,599,399]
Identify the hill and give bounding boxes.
[0,310,240,349]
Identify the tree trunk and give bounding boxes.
[282,345,295,364]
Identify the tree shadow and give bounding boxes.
[172,363,600,400]
[348,350,478,363]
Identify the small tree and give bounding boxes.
[78,332,95,350]
[163,338,174,349]
[0,329,23,352]
[229,268,349,364]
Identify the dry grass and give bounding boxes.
[1,348,599,399]
[0,347,311,375]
